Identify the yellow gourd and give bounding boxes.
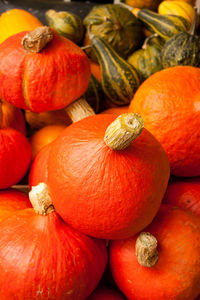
[158,1,195,24]
[0,9,43,44]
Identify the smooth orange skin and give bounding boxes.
[110,204,200,300]
[0,188,31,222]
[0,30,90,112]
[1,100,26,135]
[48,114,170,239]
[87,285,126,300]
[0,128,32,189]
[100,106,129,116]
[29,124,66,158]
[29,143,51,188]
[89,60,101,82]
[163,177,200,216]
[0,209,107,299]
[129,66,200,177]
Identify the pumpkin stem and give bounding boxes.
[29,183,55,215]
[65,96,95,123]
[189,7,197,36]
[22,26,54,53]
[142,33,158,50]
[135,232,159,268]
[104,113,144,151]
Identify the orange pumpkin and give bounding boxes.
[100,106,129,116]
[110,204,200,300]
[0,9,43,44]
[29,124,66,158]
[89,60,101,82]
[29,143,51,188]
[129,66,200,177]
[48,113,170,239]
[1,100,26,135]
[163,177,200,216]
[0,26,90,112]
[0,188,31,222]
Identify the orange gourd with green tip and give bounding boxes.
[48,113,170,239]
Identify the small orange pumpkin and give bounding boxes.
[0,188,31,222]
[48,113,170,239]
[163,177,200,216]
[110,204,200,300]
[0,26,90,112]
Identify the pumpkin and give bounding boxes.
[0,183,107,299]
[1,100,26,135]
[133,8,190,40]
[100,106,129,116]
[129,66,200,177]
[29,143,51,188]
[163,177,200,216]
[158,1,195,25]
[89,60,101,82]
[0,188,31,222]
[160,8,200,68]
[29,124,66,158]
[0,9,43,44]
[109,204,200,300]
[45,9,84,44]
[83,4,143,61]
[0,26,90,112]
[87,285,126,300]
[25,108,71,130]
[0,100,32,188]
[47,113,170,239]
[122,0,161,11]
[89,32,141,106]
[127,34,163,81]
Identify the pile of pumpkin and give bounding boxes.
[0,0,200,299]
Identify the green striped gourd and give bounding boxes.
[128,34,163,80]
[161,8,200,68]
[89,31,141,106]
[133,8,190,40]
[45,9,84,44]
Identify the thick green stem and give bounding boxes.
[22,26,53,53]
[135,232,159,267]
[104,113,144,151]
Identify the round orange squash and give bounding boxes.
[0,9,43,44]
[100,106,129,116]
[0,188,31,222]
[29,143,51,188]
[110,204,200,300]
[0,26,90,112]
[129,66,200,177]
[48,113,170,239]
[29,124,66,158]
[1,100,26,135]
[163,177,200,216]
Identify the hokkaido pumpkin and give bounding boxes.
[48,113,170,239]
[1,100,26,135]
[110,204,200,300]
[29,143,51,188]
[0,9,43,44]
[129,66,200,177]
[0,188,31,222]
[0,26,90,112]
[0,183,107,299]
[29,124,66,158]
[87,285,126,300]
[100,106,129,116]
[163,177,200,216]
